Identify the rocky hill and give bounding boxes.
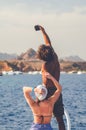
[17,48,37,60]
[0,61,12,72]
[60,60,86,72]
[60,56,85,62]
[0,53,17,60]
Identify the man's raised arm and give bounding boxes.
[39,25,51,46]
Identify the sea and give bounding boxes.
[0,73,86,130]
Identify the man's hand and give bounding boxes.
[44,72,53,80]
[39,25,45,32]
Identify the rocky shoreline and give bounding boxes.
[0,60,86,75]
[0,48,86,75]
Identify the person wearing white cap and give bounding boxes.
[23,72,62,130]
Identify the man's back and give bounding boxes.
[41,53,60,88]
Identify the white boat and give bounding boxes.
[2,70,23,75]
[61,71,66,74]
[14,71,23,75]
[7,70,14,75]
[77,71,82,74]
[28,71,41,75]
[2,71,8,75]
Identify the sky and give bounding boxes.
[0,0,86,60]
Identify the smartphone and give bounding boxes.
[34,25,40,31]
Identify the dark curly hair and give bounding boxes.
[37,44,54,62]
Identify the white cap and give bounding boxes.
[35,84,48,101]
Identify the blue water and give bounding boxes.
[0,73,86,130]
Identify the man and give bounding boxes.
[36,25,65,130]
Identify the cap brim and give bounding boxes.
[35,85,48,101]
